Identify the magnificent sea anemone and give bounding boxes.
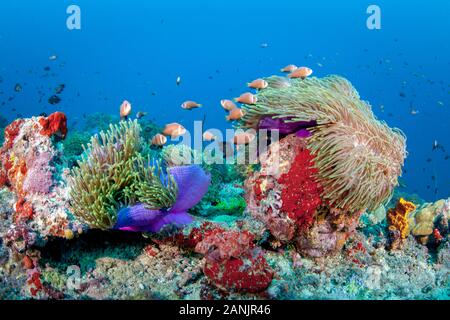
[69,120,210,231]
[238,75,407,213]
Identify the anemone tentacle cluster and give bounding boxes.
[68,120,178,229]
[238,75,407,213]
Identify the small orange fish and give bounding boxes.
[226,108,245,121]
[151,134,167,146]
[281,64,298,73]
[221,99,237,111]
[233,132,255,145]
[235,92,257,105]
[120,100,132,120]
[434,228,443,242]
[288,67,313,79]
[162,123,186,138]
[248,79,268,89]
[181,101,202,110]
[202,131,216,141]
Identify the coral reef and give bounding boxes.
[192,165,247,217]
[161,144,248,218]
[162,144,199,167]
[245,134,362,257]
[266,235,449,300]
[0,113,85,299]
[0,97,447,300]
[0,113,80,241]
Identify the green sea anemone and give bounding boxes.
[68,120,177,229]
[238,75,407,213]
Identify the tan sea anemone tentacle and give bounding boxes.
[238,75,407,213]
[68,120,178,229]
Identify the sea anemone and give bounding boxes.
[68,120,178,229]
[162,144,200,167]
[238,75,407,212]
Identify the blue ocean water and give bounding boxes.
[0,0,448,201]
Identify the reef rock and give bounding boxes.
[194,227,273,293]
[0,113,82,252]
[245,134,362,257]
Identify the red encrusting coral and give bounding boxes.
[14,196,34,223]
[39,112,68,139]
[0,169,8,187]
[170,222,224,249]
[345,241,367,268]
[203,253,273,293]
[195,229,273,293]
[253,178,265,204]
[433,228,443,243]
[27,270,43,297]
[3,119,24,150]
[22,255,35,269]
[278,148,323,230]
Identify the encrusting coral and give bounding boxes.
[238,75,407,213]
[68,120,178,230]
[387,197,416,250]
[190,223,273,293]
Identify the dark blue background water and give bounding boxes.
[0,0,449,201]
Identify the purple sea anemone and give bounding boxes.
[258,116,317,138]
[114,165,210,233]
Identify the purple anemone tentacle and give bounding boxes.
[113,165,210,233]
[258,116,317,136]
[168,165,211,213]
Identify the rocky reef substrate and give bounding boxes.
[0,112,448,300]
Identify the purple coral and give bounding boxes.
[114,165,211,233]
[23,151,54,194]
